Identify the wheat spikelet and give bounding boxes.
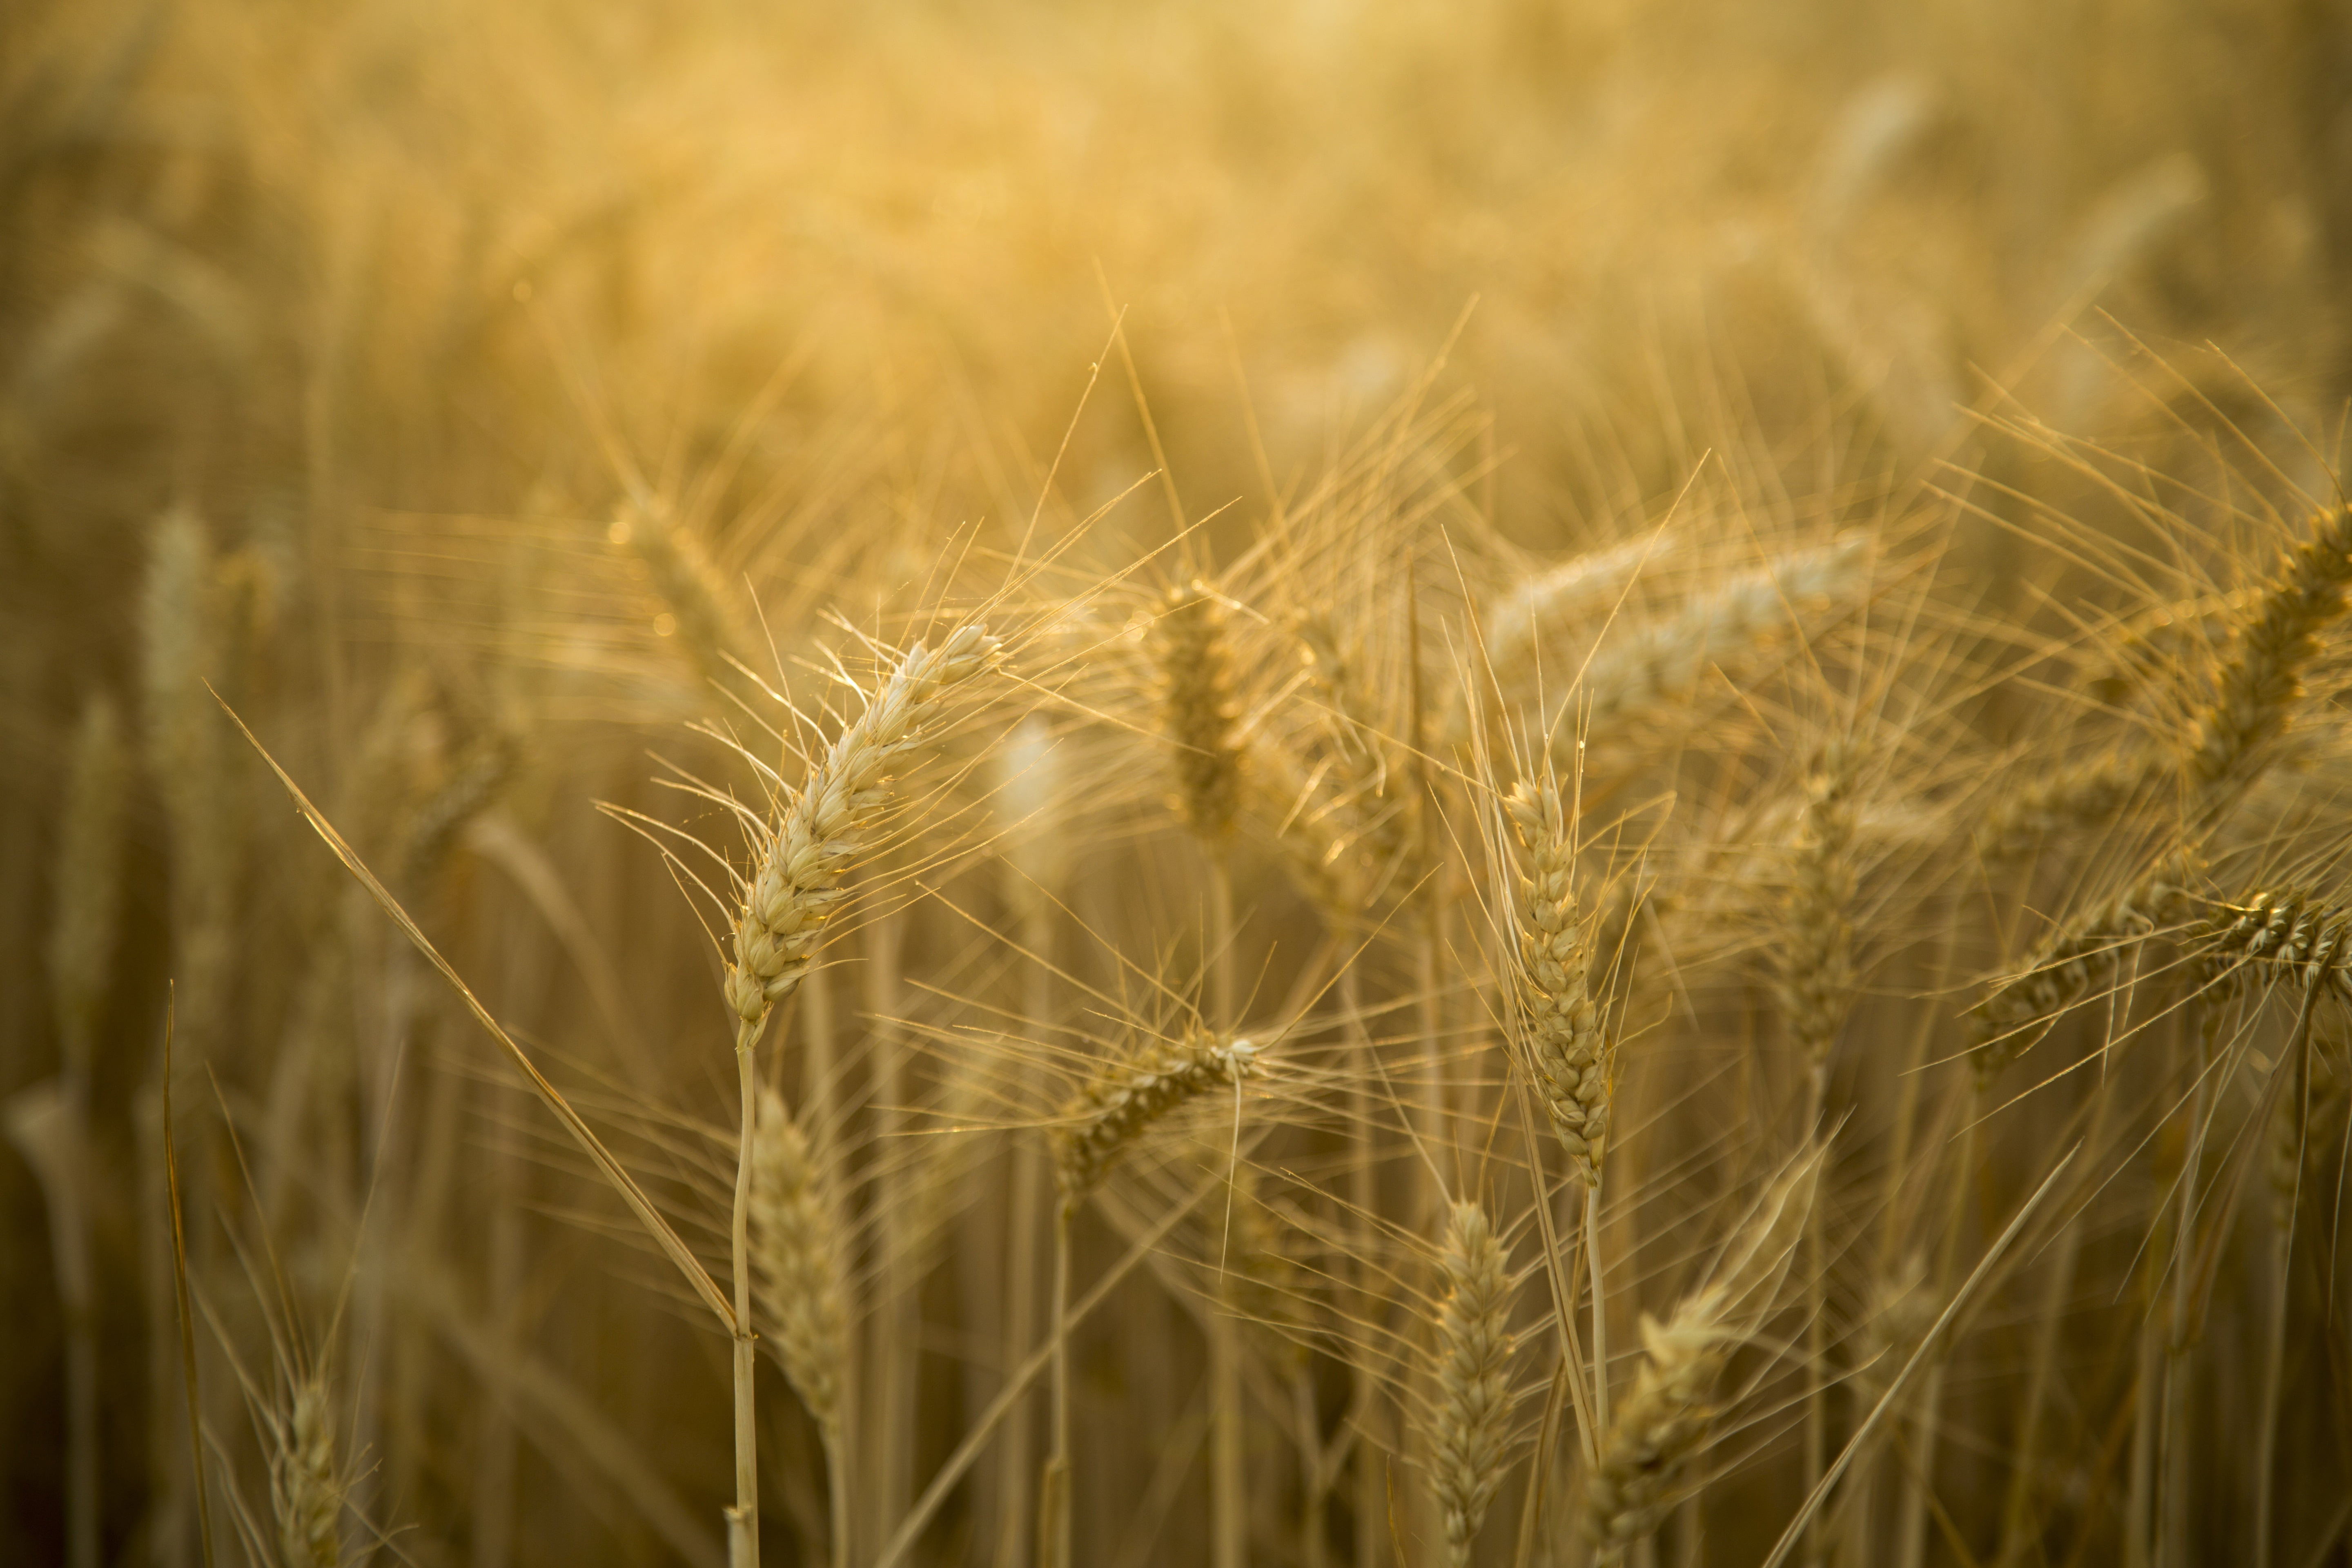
[1155,580,1244,841]
[270,1376,341,1568]
[2189,503,2352,793]
[1586,1147,1822,1558]
[1504,771,1612,1187]
[725,621,1001,1025]
[1430,1199,1517,1568]
[749,1085,850,1439]
[1051,1031,1263,1208]
[1779,744,1858,1074]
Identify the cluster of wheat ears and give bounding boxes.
[15,316,2352,1568]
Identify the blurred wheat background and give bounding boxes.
[7,1,2352,1565]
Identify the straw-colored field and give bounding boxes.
[6,2,2351,1565]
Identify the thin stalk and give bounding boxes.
[999,905,1054,1568]
[1586,1182,1610,1435]
[1342,962,1390,1568]
[872,905,915,1553]
[804,962,837,1146]
[1212,1296,1248,1568]
[2253,1211,2290,1568]
[1041,1204,1074,1568]
[2125,1273,2162,1568]
[1207,854,1248,1568]
[1511,1357,1572,1568]
[1997,1074,2118,1566]
[2159,1064,2212,1568]
[1804,1063,1829,1568]
[731,1019,765,1568]
[1296,1372,1329,1568]
[1879,916,1959,1268]
[1895,1096,1980,1568]
[829,1422,853,1568]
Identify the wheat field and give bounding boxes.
[6,2,2352,1565]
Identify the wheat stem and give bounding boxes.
[1041,1203,1074,1568]
[1586,1184,1610,1439]
[730,1020,763,1568]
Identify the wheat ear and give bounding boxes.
[1585,1146,1823,1560]
[725,621,1002,1026]
[2188,503,2352,795]
[1430,1200,1519,1568]
[1780,744,1858,1093]
[1483,534,1668,689]
[1503,773,1610,1188]
[1973,860,2197,1080]
[270,1376,342,1568]
[1156,579,1245,843]
[1974,749,2158,861]
[614,498,758,703]
[749,1085,853,1566]
[1051,1032,1265,1208]
[1562,535,1867,742]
